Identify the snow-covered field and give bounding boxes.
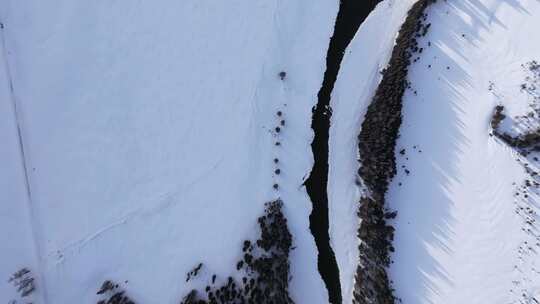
[0,1,338,303]
[2,0,540,303]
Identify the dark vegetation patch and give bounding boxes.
[491,106,540,153]
[96,280,135,304]
[8,268,35,300]
[492,111,540,153]
[354,1,437,303]
[491,105,506,130]
[186,263,204,282]
[180,200,293,304]
[491,61,540,155]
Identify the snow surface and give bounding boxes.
[0,1,338,303]
[331,0,540,303]
[3,0,540,303]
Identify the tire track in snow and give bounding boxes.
[0,23,49,304]
[53,156,225,259]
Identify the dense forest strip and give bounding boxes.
[305,1,382,303]
[354,1,436,303]
[180,200,294,304]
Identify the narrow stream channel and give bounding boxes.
[305,1,382,303]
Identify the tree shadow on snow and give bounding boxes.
[385,1,527,303]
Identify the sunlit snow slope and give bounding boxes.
[331,0,540,303]
[0,1,338,303]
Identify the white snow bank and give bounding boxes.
[0,0,337,302]
[328,0,416,302]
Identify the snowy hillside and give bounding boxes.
[2,0,540,303]
[332,0,540,303]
